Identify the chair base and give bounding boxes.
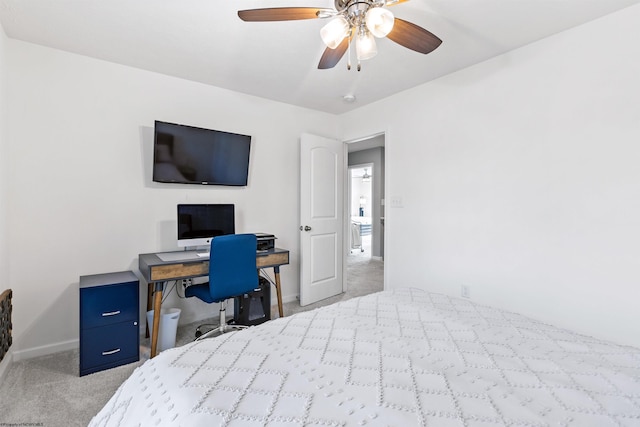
[194,300,249,341]
[195,323,248,341]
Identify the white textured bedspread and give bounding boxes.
[90,288,640,426]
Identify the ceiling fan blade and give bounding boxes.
[318,35,351,69]
[386,18,442,54]
[238,7,331,22]
[384,0,410,6]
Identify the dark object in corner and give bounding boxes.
[0,289,12,362]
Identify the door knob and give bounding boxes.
[299,225,312,231]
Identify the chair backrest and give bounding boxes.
[208,233,258,302]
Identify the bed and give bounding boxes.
[90,288,640,426]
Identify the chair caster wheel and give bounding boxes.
[195,329,202,338]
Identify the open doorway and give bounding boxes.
[349,165,373,257]
[346,135,385,297]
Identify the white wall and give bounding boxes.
[0,22,8,282]
[5,4,640,358]
[340,5,640,348]
[0,20,13,378]
[6,40,340,357]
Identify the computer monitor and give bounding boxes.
[177,204,235,248]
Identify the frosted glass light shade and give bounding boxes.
[320,17,349,49]
[365,7,394,38]
[356,30,377,60]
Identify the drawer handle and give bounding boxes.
[101,310,121,317]
[102,348,121,356]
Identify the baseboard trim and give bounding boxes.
[281,294,298,304]
[0,348,13,384]
[12,338,79,362]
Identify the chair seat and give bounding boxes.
[184,233,259,340]
[184,282,220,304]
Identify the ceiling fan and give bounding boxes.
[238,0,442,71]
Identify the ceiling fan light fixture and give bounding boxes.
[320,16,349,49]
[365,7,394,38]
[239,4,443,70]
[356,29,377,60]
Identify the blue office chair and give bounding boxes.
[184,233,258,340]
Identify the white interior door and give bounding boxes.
[299,133,344,306]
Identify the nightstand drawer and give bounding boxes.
[80,281,138,329]
[80,321,139,376]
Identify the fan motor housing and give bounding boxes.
[335,0,374,14]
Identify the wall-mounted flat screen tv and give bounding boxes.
[152,120,251,186]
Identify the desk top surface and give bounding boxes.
[139,247,289,267]
[139,248,289,282]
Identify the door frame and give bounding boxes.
[342,131,387,292]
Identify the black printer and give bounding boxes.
[255,233,276,251]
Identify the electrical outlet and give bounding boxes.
[461,284,470,299]
[182,279,192,287]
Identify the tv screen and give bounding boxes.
[153,120,251,186]
[177,204,235,247]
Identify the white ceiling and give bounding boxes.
[1,0,638,114]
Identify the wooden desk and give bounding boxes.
[139,248,289,358]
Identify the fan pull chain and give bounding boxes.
[347,34,352,71]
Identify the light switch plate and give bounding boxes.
[390,196,403,208]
